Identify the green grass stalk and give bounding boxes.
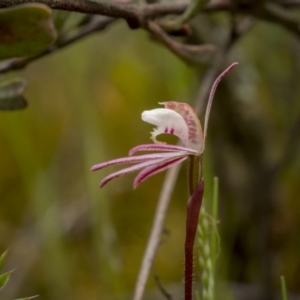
[280,275,288,300]
[197,205,213,300]
[210,177,219,278]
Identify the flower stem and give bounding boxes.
[185,178,204,300]
[188,155,200,195]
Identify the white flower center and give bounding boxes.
[142,108,190,147]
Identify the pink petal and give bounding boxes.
[128,144,198,156]
[133,156,187,189]
[91,152,183,171]
[98,156,181,188]
[160,102,203,152]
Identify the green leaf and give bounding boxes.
[0,78,27,111]
[0,250,8,272]
[0,270,13,291]
[0,4,57,59]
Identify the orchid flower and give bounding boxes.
[91,62,238,189]
[91,62,238,300]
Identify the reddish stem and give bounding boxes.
[185,179,204,300]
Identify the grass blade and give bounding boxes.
[0,250,8,272]
[0,270,13,291]
[280,275,288,300]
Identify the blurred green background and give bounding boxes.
[0,7,300,300]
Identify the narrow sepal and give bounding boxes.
[91,152,183,171]
[133,156,187,189]
[99,159,164,187]
[129,144,198,156]
[99,153,187,188]
[203,62,238,150]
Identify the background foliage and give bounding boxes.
[0,1,300,300]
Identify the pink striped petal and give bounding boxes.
[160,102,203,151]
[128,144,198,156]
[99,159,163,187]
[91,152,183,171]
[98,153,186,188]
[133,156,187,189]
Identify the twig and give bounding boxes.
[3,0,298,37]
[254,2,300,39]
[0,0,256,27]
[146,21,215,64]
[0,0,138,21]
[0,16,114,74]
[167,0,209,29]
[195,16,256,114]
[153,271,173,300]
[0,1,269,75]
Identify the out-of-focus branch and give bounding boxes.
[0,16,114,74]
[0,0,254,27]
[278,0,300,7]
[0,0,138,21]
[254,2,300,39]
[194,16,255,114]
[2,1,298,74]
[146,21,216,64]
[272,114,300,175]
[153,264,173,300]
[0,1,235,74]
